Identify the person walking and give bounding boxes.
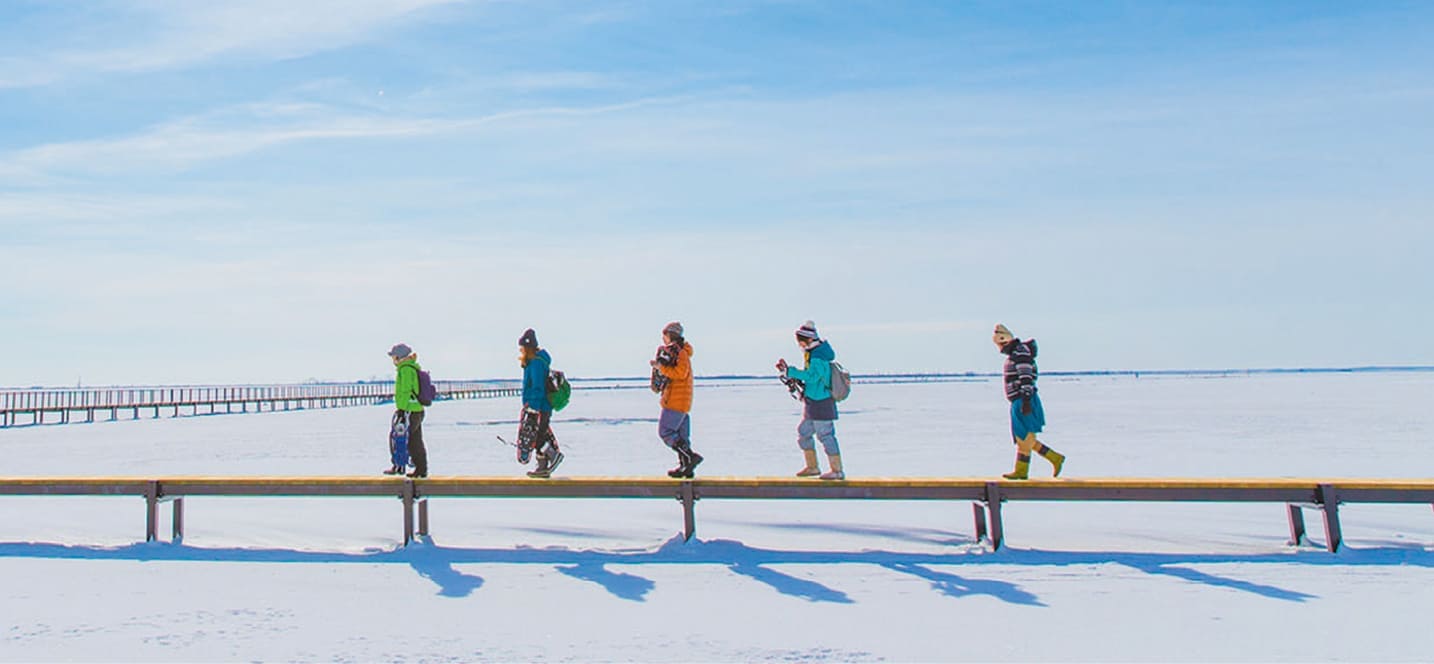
[517,328,564,478]
[651,321,703,478]
[385,343,428,478]
[777,320,844,480]
[993,324,1065,480]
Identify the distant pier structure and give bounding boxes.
[0,381,520,427]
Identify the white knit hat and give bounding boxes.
[795,320,819,340]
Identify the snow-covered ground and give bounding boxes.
[2,372,1433,662]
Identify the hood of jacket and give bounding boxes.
[806,340,834,362]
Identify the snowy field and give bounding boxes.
[2,372,1434,662]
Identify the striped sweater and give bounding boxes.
[1000,338,1038,402]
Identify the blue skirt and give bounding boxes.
[1010,394,1046,442]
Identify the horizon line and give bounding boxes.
[4,365,1432,391]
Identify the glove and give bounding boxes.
[1020,396,1033,415]
[776,359,788,372]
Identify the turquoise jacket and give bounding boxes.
[394,358,424,413]
[785,341,836,401]
[522,349,553,412]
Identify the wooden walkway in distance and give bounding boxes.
[0,381,520,427]
[2,476,1432,552]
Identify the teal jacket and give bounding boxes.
[522,349,553,412]
[394,359,425,413]
[785,341,836,401]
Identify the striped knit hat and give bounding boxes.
[795,320,819,340]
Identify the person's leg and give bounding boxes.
[1003,401,1032,480]
[658,409,683,450]
[407,410,427,477]
[796,418,821,476]
[815,420,843,479]
[531,410,563,476]
[1023,395,1064,476]
[677,413,702,476]
[659,409,688,476]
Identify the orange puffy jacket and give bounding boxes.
[656,342,695,413]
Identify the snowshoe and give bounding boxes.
[516,407,543,464]
[388,411,410,472]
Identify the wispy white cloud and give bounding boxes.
[0,95,692,179]
[1,0,463,88]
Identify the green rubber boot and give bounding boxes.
[1002,453,1031,480]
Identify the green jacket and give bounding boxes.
[394,359,425,413]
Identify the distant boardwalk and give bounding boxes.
[0,381,519,427]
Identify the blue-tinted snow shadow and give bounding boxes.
[407,537,486,597]
[556,562,655,602]
[5,538,1428,604]
[882,562,1045,606]
[727,561,854,604]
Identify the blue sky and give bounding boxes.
[2,1,1431,385]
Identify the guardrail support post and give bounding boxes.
[972,503,988,543]
[172,497,184,542]
[401,481,416,547]
[984,482,1004,551]
[417,498,430,538]
[145,482,159,542]
[678,482,697,542]
[1317,484,1342,553]
[1286,503,1306,546]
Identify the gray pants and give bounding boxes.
[797,418,839,455]
[658,408,691,450]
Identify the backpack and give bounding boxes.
[546,369,572,412]
[829,361,852,402]
[415,368,437,407]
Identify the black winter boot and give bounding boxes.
[667,443,703,479]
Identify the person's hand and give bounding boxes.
[649,359,659,368]
[776,359,788,372]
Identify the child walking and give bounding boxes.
[517,328,564,478]
[777,320,844,480]
[651,321,703,478]
[385,343,428,478]
[993,324,1065,480]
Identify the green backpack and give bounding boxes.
[546,370,572,412]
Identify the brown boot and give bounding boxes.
[796,449,821,477]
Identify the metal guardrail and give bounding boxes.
[0,382,520,427]
[1,476,1431,551]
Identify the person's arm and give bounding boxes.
[657,347,691,380]
[1012,345,1037,412]
[785,361,815,384]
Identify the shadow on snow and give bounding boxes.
[3,536,1428,604]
